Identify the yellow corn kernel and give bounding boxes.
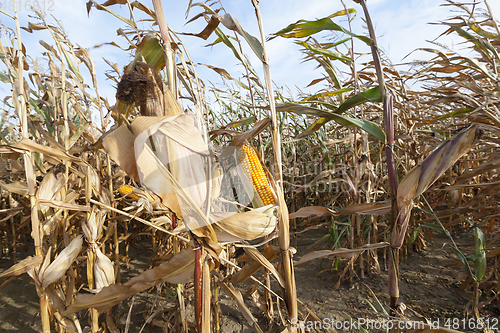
[239,144,275,206]
[119,185,141,200]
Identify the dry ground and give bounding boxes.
[0,227,498,332]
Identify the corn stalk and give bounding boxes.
[251,0,298,326]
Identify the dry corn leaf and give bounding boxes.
[220,117,271,153]
[220,281,258,327]
[394,125,480,248]
[295,242,389,265]
[65,246,195,314]
[244,246,285,288]
[229,245,279,284]
[0,180,28,195]
[337,201,391,215]
[416,125,479,197]
[289,206,336,219]
[36,199,90,212]
[0,138,84,165]
[0,255,42,279]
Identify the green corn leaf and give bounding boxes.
[213,27,258,77]
[297,117,330,139]
[474,227,487,282]
[316,57,342,90]
[60,48,83,83]
[419,108,472,124]
[420,223,450,237]
[335,86,382,114]
[329,113,386,142]
[221,13,263,62]
[468,21,500,40]
[273,16,372,45]
[302,88,353,101]
[456,250,477,282]
[0,71,9,83]
[275,102,385,141]
[296,41,352,63]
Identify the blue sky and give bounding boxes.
[1,0,499,123]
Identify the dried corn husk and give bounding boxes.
[82,207,106,244]
[30,235,83,289]
[393,125,481,248]
[172,205,277,242]
[133,114,210,212]
[36,165,66,213]
[211,205,277,242]
[93,247,115,293]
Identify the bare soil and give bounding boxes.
[1,228,498,332]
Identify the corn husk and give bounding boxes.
[36,166,65,213]
[93,247,115,293]
[393,125,480,248]
[33,235,83,289]
[211,205,277,242]
[82,207,106,244]
[133,114,210,212]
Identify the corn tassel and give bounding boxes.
[239,144,275,206]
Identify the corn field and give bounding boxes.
[0,0,499,332]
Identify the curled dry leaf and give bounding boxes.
[0,138,84,165]
[36,199,90,212]
[289,206,336,219]
[289,201,390,219]
[336,201,391,215]
[244,246,285,288]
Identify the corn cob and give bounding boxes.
[119,185,141,200]
[239,143,275,206]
